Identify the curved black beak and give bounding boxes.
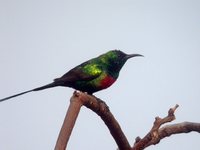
[126,54,144,59]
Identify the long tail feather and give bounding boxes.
[0,90,34,102]
[32,82,58,91]
[0,82,58,102]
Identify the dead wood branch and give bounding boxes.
[132,105,200,150]
[54,92,200,150]
[55,91,130,150]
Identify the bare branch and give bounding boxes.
[54,91,84,150]
[76,92,131,150]
[132,104,200,150]
[54,93,200,150]
[54,91,131,150]
[159,121,200,140]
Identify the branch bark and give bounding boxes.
[132,105,200,150]
[158,121,200,142]
[54,92,200,150]
[54,91,130,150]
[54,92,83,150]
[82,93,131,150]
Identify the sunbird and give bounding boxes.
[0,50,143,102]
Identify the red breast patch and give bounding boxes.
[100,76,116,89]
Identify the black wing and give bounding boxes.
[54,63,102,83]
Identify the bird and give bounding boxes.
[0,50,143,102]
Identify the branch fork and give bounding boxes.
[54,92,200,150]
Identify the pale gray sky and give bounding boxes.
[0,0,200,150]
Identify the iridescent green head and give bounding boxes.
[100,50,143,74]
